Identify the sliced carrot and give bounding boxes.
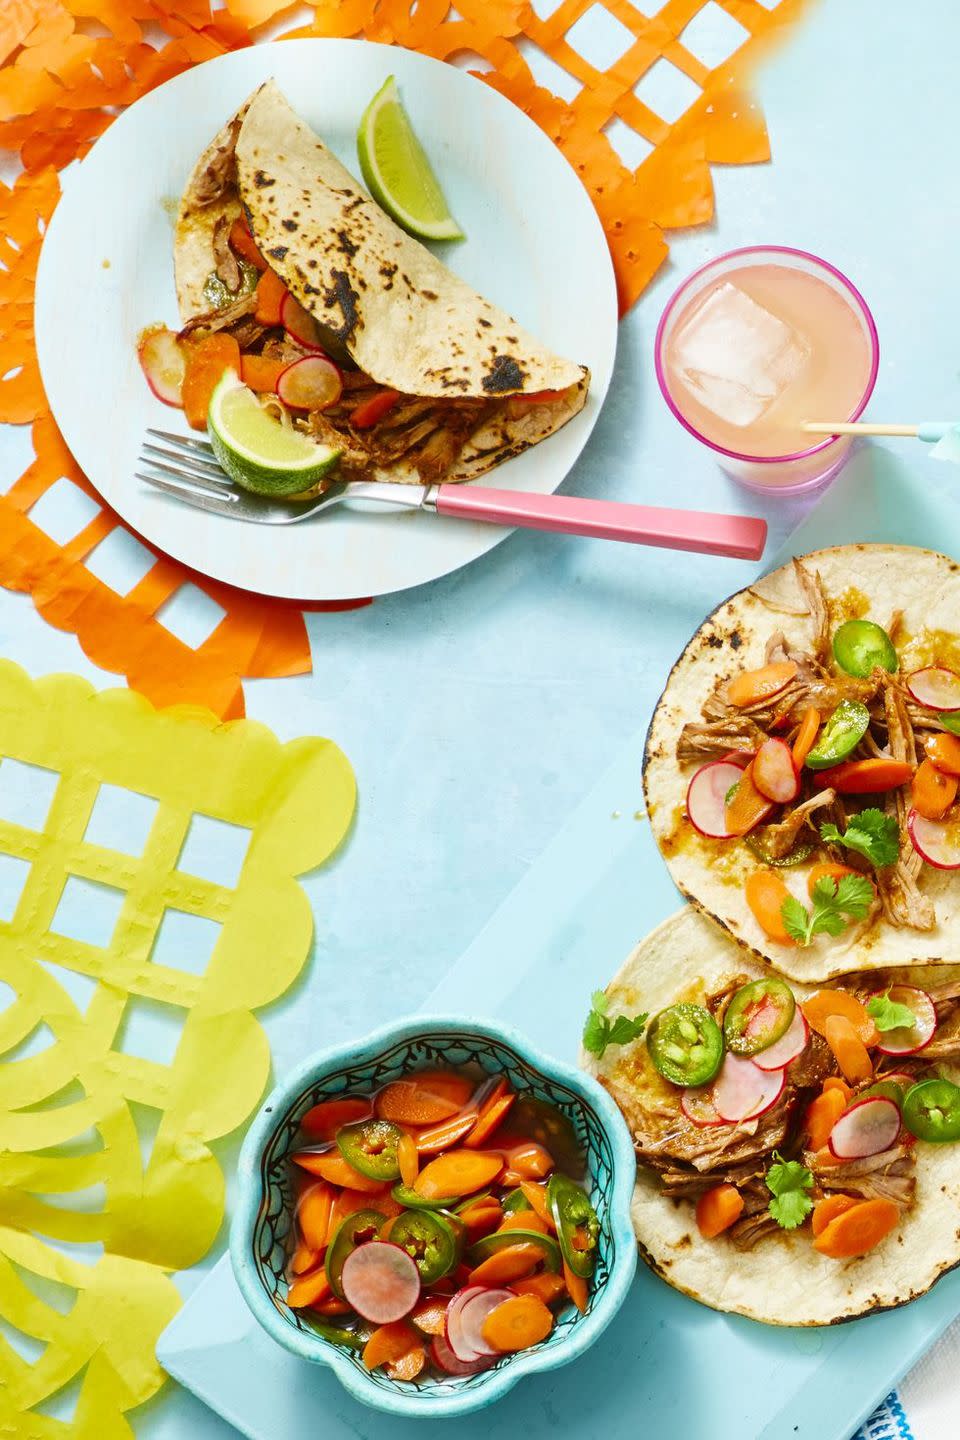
[311,1296,353,1317]
[229,216,268,271]
[361,1320,419,1371]
[824,1014,874,1086]
[329,1186,398,1230]
[397,1131,419,1189]
[926,732,960,776]
[290,1241,321,1276]
[181,334,241,430]
[802,991,878,1046]
[726,662,798,709]
[254,267,288,326]
[377,1073,472,1126]
[811,1193,861,1238]
[804,1087,848,1151]
[464,1087,516,1149]
[300,1096,371,1140]
[813,1144,843,1169]
[498,1210,550,1236]
[816,758,914,794]
[792,707,821,768]
[822,1076,853,1102]
[414,1110,480,1154]
[562,1259,588,1314]
[460,1203,504,1240]
[481,1294,554,1352]
[912,757,959,819]
[297,1182,334,1252]
[292,1151,386,1194]
[499,1141,554,1180]
[286,1265,332,1309]
[695,1183,744,1240]
[350,388,401,429]
[519,1181,555,1229]
[744,869,796,945]
[414,1148,503,1200]
[411,1296,449,1336]
[812,1198,900,1258]
[240,352,286,394]
[510,1272,567,1305]
[724,761,774,836]
[467,1242,543,1287]
[386,1345,426,1381]
[807,862,862,899]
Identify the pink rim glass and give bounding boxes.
[653,245,880,482]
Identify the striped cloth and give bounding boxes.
[855,1316,960,1440]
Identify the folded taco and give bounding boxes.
[170,80,588,484]
[644,544,960,983]
[583,906,960,1324]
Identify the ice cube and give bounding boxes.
[672,282,810,427]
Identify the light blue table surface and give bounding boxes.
[1,2,959,1436]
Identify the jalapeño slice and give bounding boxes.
[305,1318,363,1349]
[833,620,898,679]
[324,1208,385,1298]
[392,1183,459,1210]
[860,1079,906,1107]
[468,1228,562,1273]
[647,1003,723,1086]
[389,1208,460,1284]
[336,1118,404,1181]
[501,1188,532,1215]
[902,1079,960,1143]
[805,699,871,770]
[745,830,815,868]
[938,712,960,737]
[723,978,795,1057]
[546,1173,599,1279]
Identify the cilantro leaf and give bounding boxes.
[582,993,648,1058]
[820,808,900,869]
[779,874,875,947]
[765,1152,814,1230]
[867,991,918,1032]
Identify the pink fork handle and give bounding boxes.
[433,485,767,560]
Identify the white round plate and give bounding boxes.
[36,41,617,600]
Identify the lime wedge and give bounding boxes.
[207,372,341,497]
[357,76,465,242]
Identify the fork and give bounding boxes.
[138,430,767,560]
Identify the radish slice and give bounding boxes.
[431,1331,493,1376]
[753,738,800,804]
[719,750,755,769]
[138,327,185,407]
[445,1285,490,1362]
[712,1054,785,1123]
[872,984,937,1055]
[340,1241,420,1324]
[753,1006,809,1071]
[907,666,960,712]
[681,1088,726,1127]
[458,1288,515,1358]
[277,355,343,411]
[281,291,325,351]
[828,1097,900,1159]
[908,808,960,870]
[686,761,745,839]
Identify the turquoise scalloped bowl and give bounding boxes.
[230,1015,638,1417]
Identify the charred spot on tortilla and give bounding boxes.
[336,230,360,258]
[482,354,526,393]
[268,245,288,261]
[731,631,743,649]
[282,218,298,232]
[323,269,361,341]
[478,318,492,328]
[706,634,723,650]
[252,170,275,189]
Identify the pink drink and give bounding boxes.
[655,248,879,494]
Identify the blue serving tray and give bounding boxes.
[158,446,960,1439]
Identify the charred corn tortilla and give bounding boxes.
[584,907,960,1325]
[174,81,588,485]
[643,544,960,983]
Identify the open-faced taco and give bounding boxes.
[583,906,960,1324]
[168,80,588,484]
[644,544,960,982]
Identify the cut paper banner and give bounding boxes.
[0,0,805,713]
[0,660,356,1435]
